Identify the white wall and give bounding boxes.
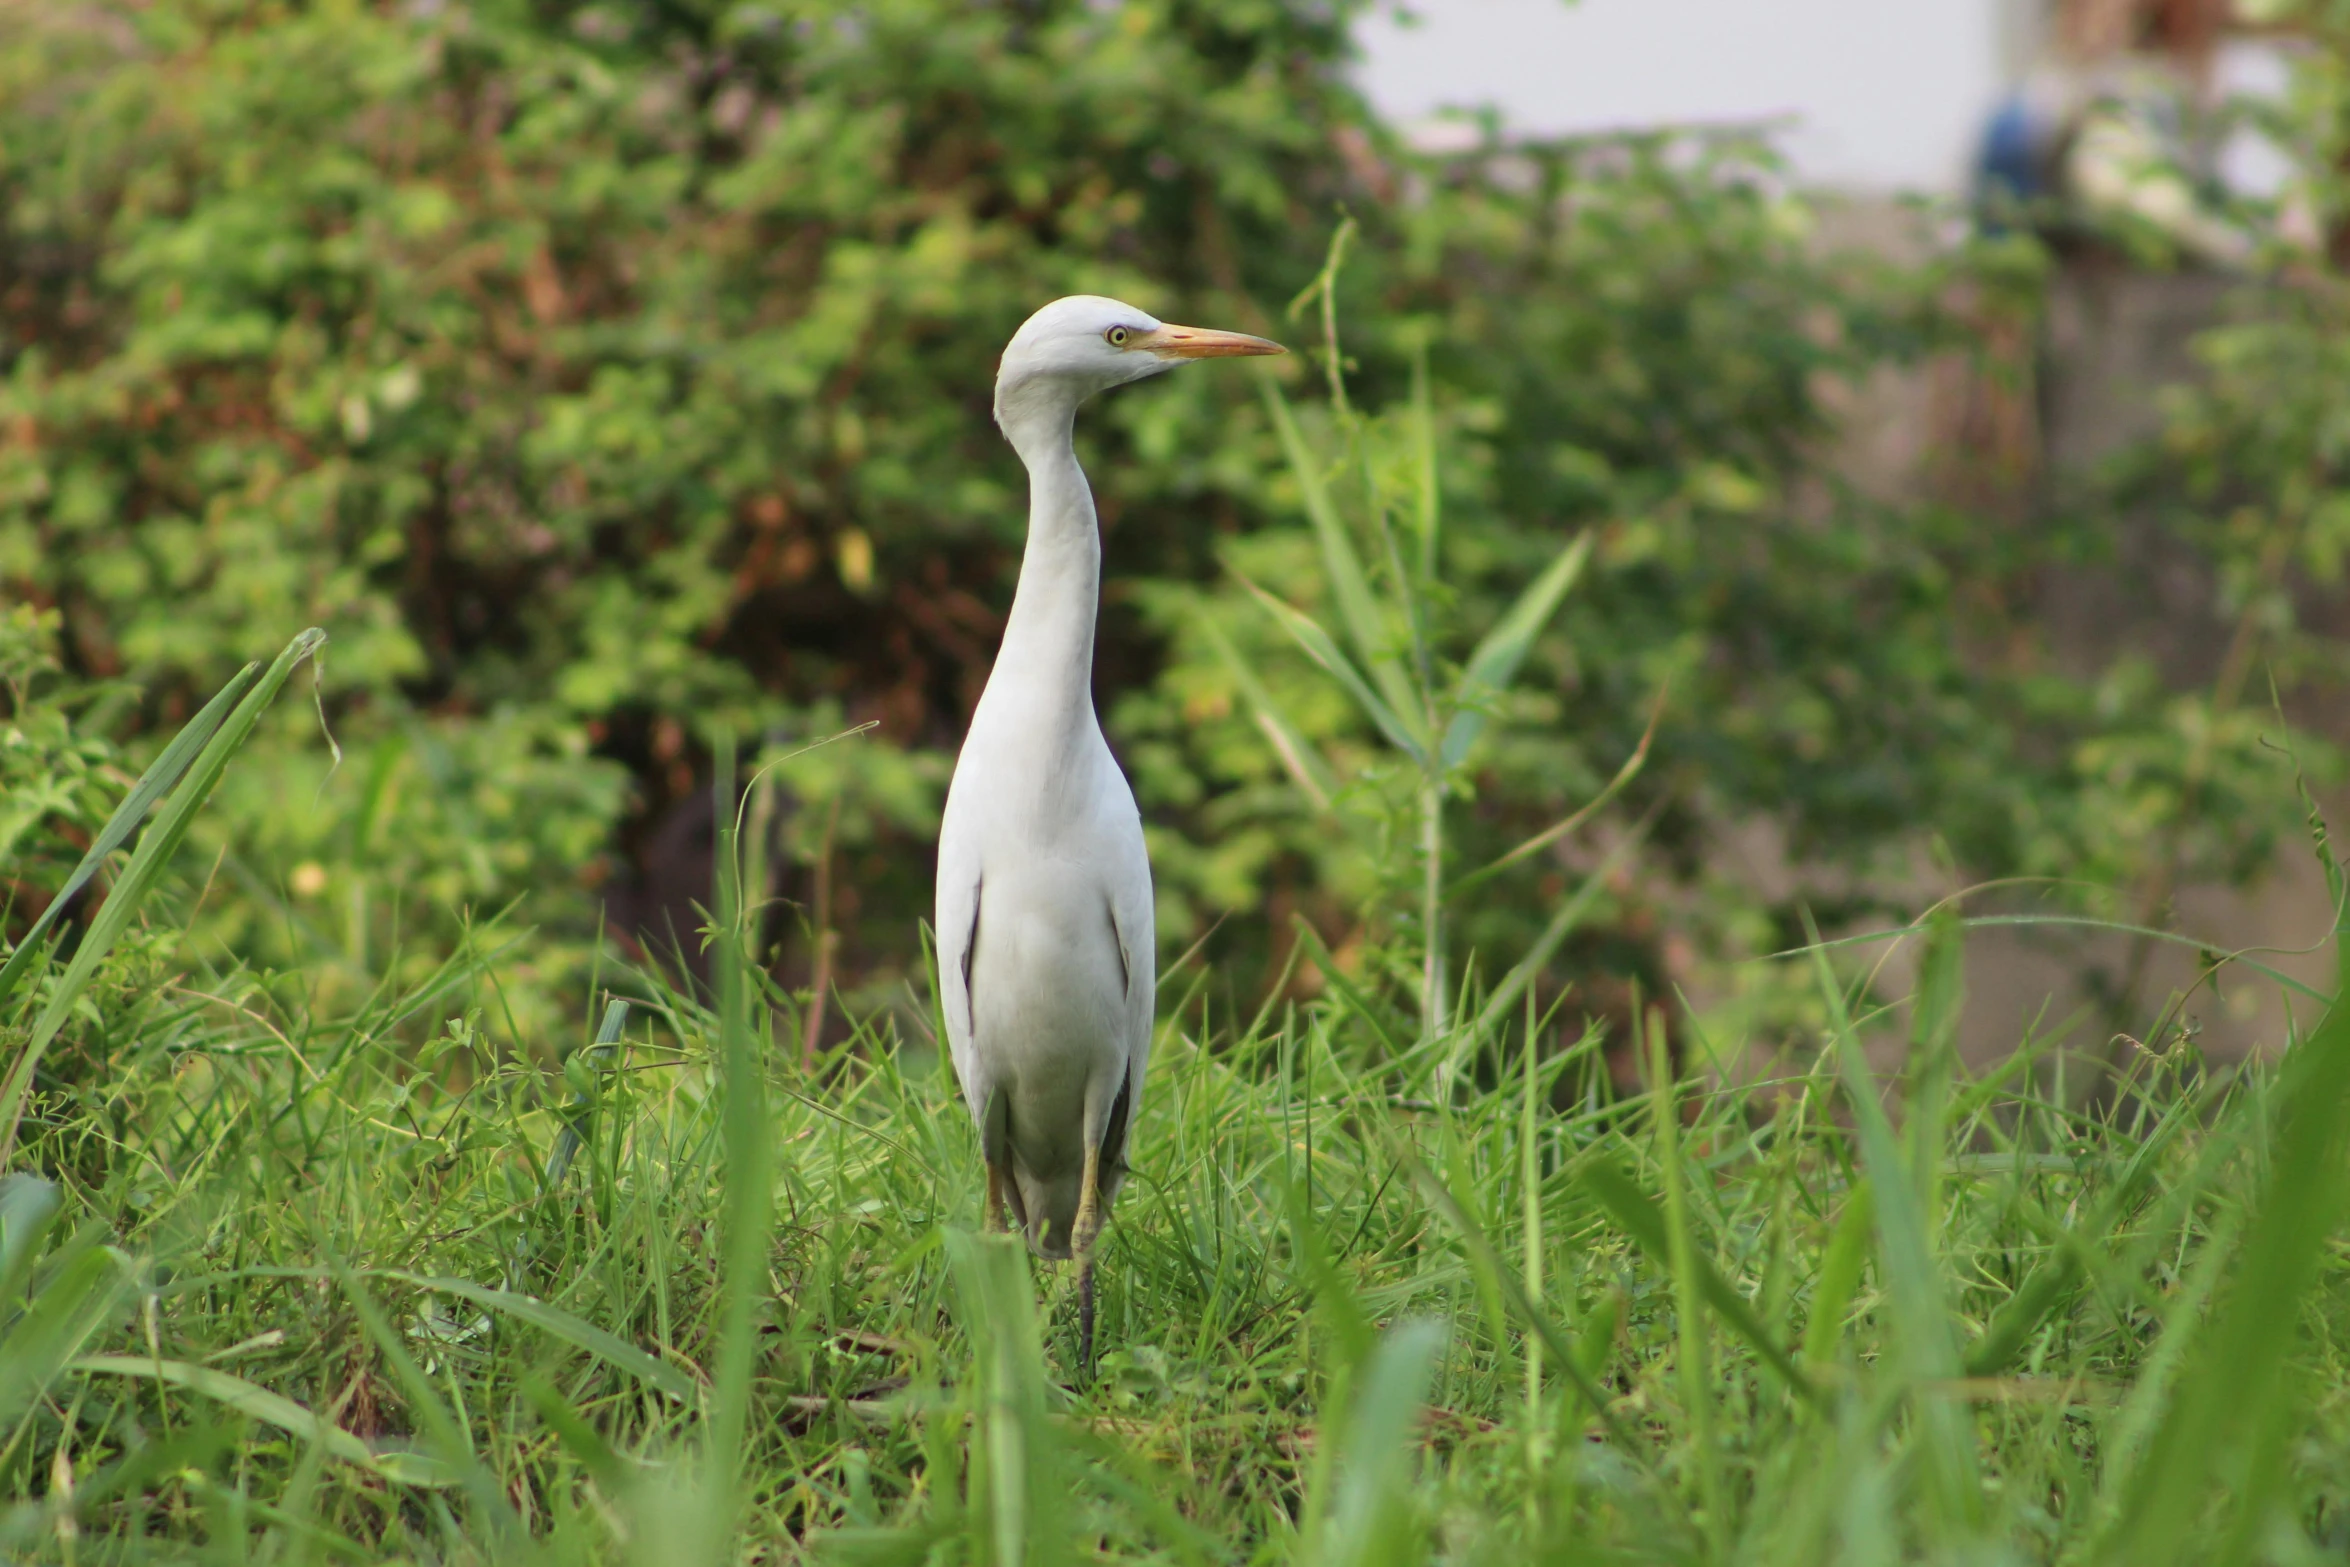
[1353,0,2013,194]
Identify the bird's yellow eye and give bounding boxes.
[1105,326,1131,347]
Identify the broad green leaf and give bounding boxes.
[0,1173,62,1304]
[1261,381,1425,736]
[1236,574,1426,768]
[1440,530,1592,771]
[1318,1318,1445,1567]
[1803,912,1983,1535]
[382,1270,693,1402]
[1200,614,1338,810]
[2095,919,2350,1567]
[0,628,327,1164]
[69,1356,457,1484]
[0,661,259,1009]
[0,1232,128,1428]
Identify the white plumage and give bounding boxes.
[936,295,1281,1363]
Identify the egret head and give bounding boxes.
[994,295,1283,441]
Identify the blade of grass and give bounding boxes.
[1200,614,1339,811]
[1438,531,1592,771]
[1399,1149,1642,1456]
[381,1272,692,1402]
[2095,927,2350,1566]
[1261,380,1423,736]
[0,660,258,1009]
[520,1371,629,1497]
[68,1356,450,1484]
[1800,1182,1874,1368]
[0,628,327,1164]
[0,1231,128,1431]
[1576,1159,1818,1404]
[1314,1318,1446,1567]
[1650,1013,1722,1546]
[1963,1078,2222,1377]
[1236,571,1426,767]
[1800,909,1983,1536]
[706,732,771,1555]
[944,1228,1064,1567]
[329,1257,519,1532]
[545,998,632,1191]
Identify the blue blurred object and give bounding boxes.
[1974,87,2063,232]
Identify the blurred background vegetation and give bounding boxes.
[4,0,2346,1068]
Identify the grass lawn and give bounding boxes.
[8,643,2350,1565]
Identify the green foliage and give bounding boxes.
[0,608,125,939]
[0,0,1374,996]
[16,5,2350,1557]
[6,737,2350,1558]
[5,0,2306,1034]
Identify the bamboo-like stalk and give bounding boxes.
[1421,774,1445,1043]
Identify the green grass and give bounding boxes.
[10,650,2350,1564]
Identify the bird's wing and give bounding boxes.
[1106,830,1155,1161]
[934,805,988,1129]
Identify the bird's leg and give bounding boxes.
[1072,1143,1104,1377]
[1078,1254,1097,1384]
[983,1163,1008,1234]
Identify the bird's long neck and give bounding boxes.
[986,404,1101,747]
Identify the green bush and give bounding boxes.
[0,0,2316,1037]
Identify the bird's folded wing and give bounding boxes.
[1107,840,1156,1144]
[935,836,987,1125]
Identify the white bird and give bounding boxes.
[937,295,1282,1367]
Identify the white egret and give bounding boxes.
[937,296,1283,1368]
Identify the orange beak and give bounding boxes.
[1136,324,1286,360]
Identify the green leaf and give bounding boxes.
[382,1271,693,1402]
[1317,1318,1446,1567]
[1801,910,1983,1535]
[1963,1081,2213,1378]
[1440,531,1592,771]
[0,1232,128,1429]
[1800,1182,1874,1367]
[521,1372,629,1495]
[1398,1150,1643,1458]
[69,1356,453,1485]
[1261,381,1425,739]
[2095,921,2350,1567]
[0,628,328,1165]
[1236,573,1427,768]
[1577,1159,1819,1404]
[0,1173,63,1305]
[1199,614,1338,810]
[0,661,259,1009]
[331,1257,520,1532]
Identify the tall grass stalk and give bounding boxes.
[1234,225,1597,1059]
